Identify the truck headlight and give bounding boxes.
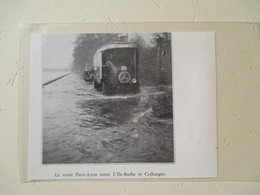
[132,78,137,83]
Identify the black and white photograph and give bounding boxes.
[42,33,174,164]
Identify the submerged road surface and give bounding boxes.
[43,72,173,164]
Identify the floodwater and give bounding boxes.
[43,72,173,164]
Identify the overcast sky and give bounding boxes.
[42,34,76,69]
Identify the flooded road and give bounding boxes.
[43,72,173,164]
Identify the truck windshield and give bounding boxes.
[102,48,136,73]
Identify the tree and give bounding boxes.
[72,34,118,71]
[128,33,147,48]
[151,32,171,42]
[151,32,172,85]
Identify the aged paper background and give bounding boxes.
[1,0,260,194]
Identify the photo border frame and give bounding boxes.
[19,23,217,181]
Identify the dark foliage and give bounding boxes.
[72,34,118,71]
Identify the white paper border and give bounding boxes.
[28,32,217,180]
